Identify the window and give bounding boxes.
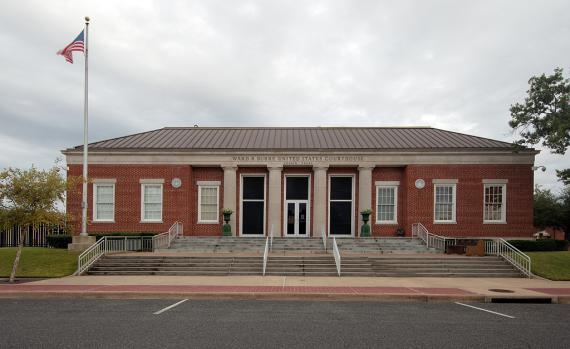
[484,184,506,223]
[434,184,456,223]
[93,183,115,222]
[198,185,219,223]
[376,185,398,224]
[141,183,163,222]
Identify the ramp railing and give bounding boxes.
[152,221,183,251]
[76,237,106,275]
[411,223,456,251]
[332,237,341,276]
[485,238,532,278]
[76,222,183,275]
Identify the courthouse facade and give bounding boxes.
[63,127,537,238]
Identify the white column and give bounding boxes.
[312,165,328,237]
[267,165,283,237]
[222,164,237,236]
[358,165,374,232]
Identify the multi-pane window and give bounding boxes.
[484,184,506,222]
[93,183,114,222]
[376,186,398,223]
[434,184,456,222]
[141,184,162,222]
[199,186,219,223]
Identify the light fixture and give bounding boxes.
[532,165,546,172]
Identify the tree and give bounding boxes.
[533,186,563,229]
[0,166,66,282]
[509,67,570,184]
[559,186,570,240]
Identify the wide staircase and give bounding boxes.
[87,253,522,278]
[369,256,522,277]
[88,255,263,276]
[84,235,524,277]
[161,237,438,254]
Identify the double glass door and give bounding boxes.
[284,176,309,237]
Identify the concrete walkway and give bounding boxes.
[1,275,569,302]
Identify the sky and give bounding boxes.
[0,0,568,192]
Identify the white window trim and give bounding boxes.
[93,182,115,223]
[433,183,457,224]
[140,183,163,223]
[375,185,398,224]
[239,174,267,236]
[198,185,220,224]
[483,183,507,224]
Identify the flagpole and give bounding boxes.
[81,16,90,237]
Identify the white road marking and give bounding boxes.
[454,302,515,319]
[282,276,287,288]
[153,299,188,315]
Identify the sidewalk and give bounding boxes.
[1,275,569,302]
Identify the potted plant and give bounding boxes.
[360,209,372,237]
[222,208,233,236]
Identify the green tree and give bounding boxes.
[533,186,563,230]
[509,67,570,184]
[0,166,66,282]
[559,186,570,240]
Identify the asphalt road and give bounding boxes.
[0,299,568,348]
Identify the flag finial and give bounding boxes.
[85,16,90,22]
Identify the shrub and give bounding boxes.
[90,232,158,241]
[46,235,73,249]
[508,239,569,252]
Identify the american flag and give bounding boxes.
[57,30,84,64]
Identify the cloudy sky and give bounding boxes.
[0,0,568,192]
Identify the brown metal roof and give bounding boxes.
[66,127,523,152]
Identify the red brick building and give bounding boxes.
[63,127,537,238]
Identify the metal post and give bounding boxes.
[80,16,90,237]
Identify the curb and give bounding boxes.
[0,291,487,302]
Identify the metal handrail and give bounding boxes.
[270,224,274,251]
[262,236,269,276]
[152,221,182,251]
[76,237,106,275]
[486,238,532,278]
[77,222,183,275]
[321,227,327,252]
[412,223,456,252]
[332,237,341,276]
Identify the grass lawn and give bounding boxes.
[0,248,79,278]
[527,251,570,281]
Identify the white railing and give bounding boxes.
[332,237,341,276]
[321,228,327,252]
[270,224,274,251]
[152,221,183,251]
[262,236,269,276]
[411,223,456,252]
[485,238,532,278]
[76,222,182,275]
[75,235,155,275]
[76,237,106,275]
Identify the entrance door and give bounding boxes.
[284,176,310,237]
